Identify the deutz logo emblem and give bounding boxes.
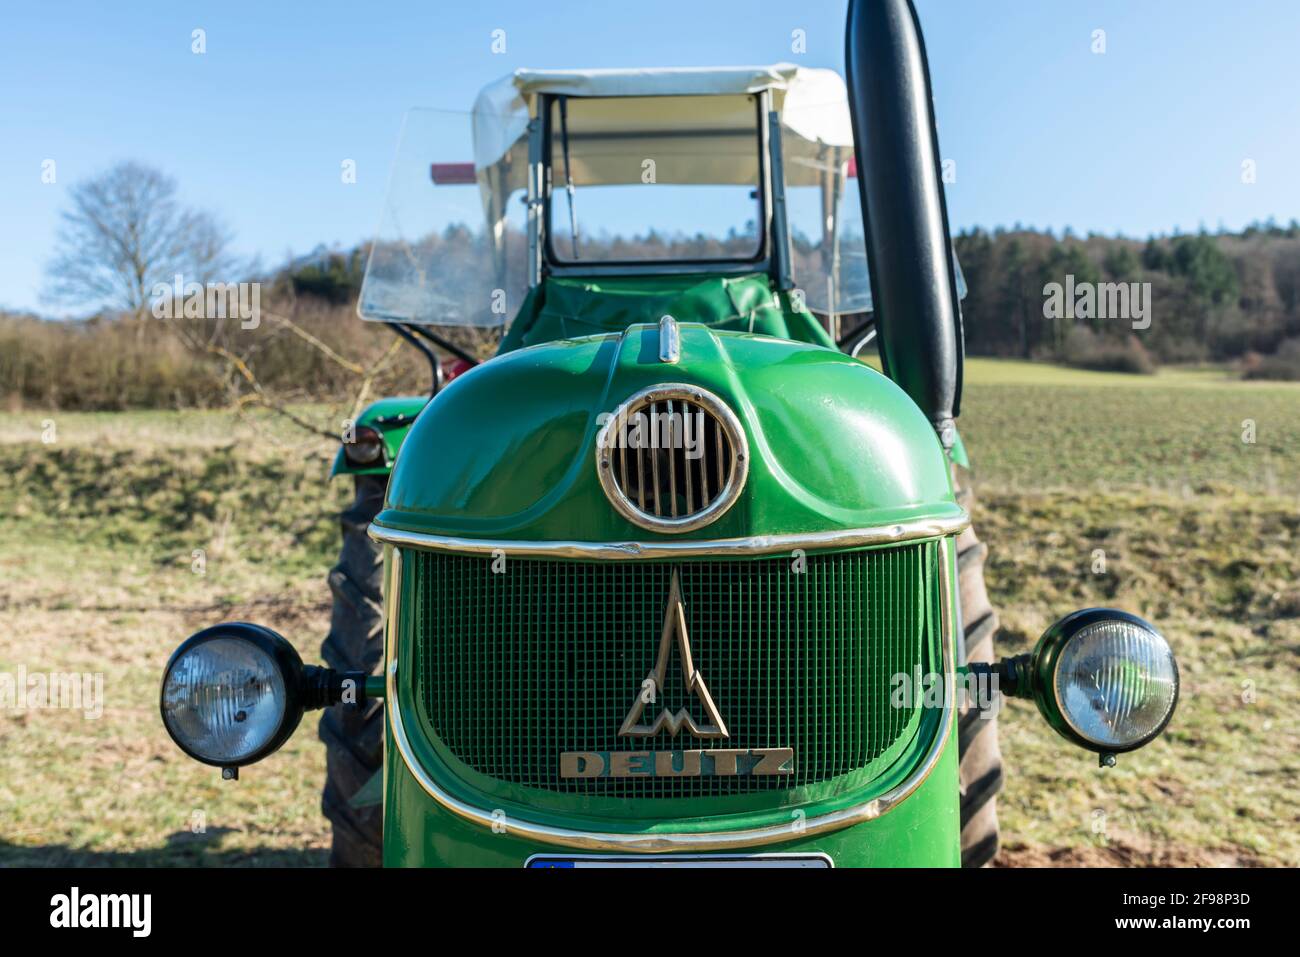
[619,570,728,738]
[558,569,793,779]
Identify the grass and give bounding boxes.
[974,487,1299,866]
[957,360,1300,866]
[960,359,1300,494]
[0,415,346,866]
[1,358,1296,866]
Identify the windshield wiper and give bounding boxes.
[558,95,579,259]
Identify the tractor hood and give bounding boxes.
[373,324,961,544]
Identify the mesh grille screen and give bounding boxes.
[408,544,937,798]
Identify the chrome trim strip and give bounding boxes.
[370,512,969,559]
[383,536,958,852]
[525,116,543,288]
[766,108,793,291]
[658,315,680,364]
[523,851,834,868]
[545,260,770,279]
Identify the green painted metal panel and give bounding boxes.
[376,322,959,542]
[329,395,427,478]
[382,716,960,867]
[947,425,970,469]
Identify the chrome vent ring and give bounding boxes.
[595,384,749,533]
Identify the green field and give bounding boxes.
[1,360,1296,866]
[961,359,1300,494]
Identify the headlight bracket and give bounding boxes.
[970,609,1178,764]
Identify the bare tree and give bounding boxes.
[40,161,414,440]
[44,161,234,318]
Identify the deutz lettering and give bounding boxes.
[559,748,794,778]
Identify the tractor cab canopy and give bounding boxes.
[472,65,853,192]
[359,64,900,340]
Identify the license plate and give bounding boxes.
[526,853,831,868]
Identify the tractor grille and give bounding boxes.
[407,543,939,799]
[608,396,734,520]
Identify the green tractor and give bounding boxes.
[158,0,1179,867]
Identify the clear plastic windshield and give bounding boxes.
[780,111,965,320]
[358,109,528,327]
[358,101,964,331]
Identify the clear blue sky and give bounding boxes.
[2,0,1298,316]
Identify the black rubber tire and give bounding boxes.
[953,465,1004,868]
[319,473,387,868]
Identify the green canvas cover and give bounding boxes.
[496,273,837,354]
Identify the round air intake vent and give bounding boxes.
[595,384,748,533]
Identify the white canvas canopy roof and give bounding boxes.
[471,64,855,193]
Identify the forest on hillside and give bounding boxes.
[954,222,1300,375]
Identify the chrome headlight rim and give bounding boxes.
[1032,608,1179,754]
[159,622,307,768]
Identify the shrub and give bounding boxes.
[0,313,224,410]
[0,295,494,412]
[1057,326,1157,375]
[1242,338,1300,381]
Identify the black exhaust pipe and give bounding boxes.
[845,0,964,447]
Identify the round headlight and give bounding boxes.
[1032,609,1178,753]
[160,623,306,767]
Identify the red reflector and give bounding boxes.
[846,155,857,179]
[430,163,477,185]
[442,358,473,383]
